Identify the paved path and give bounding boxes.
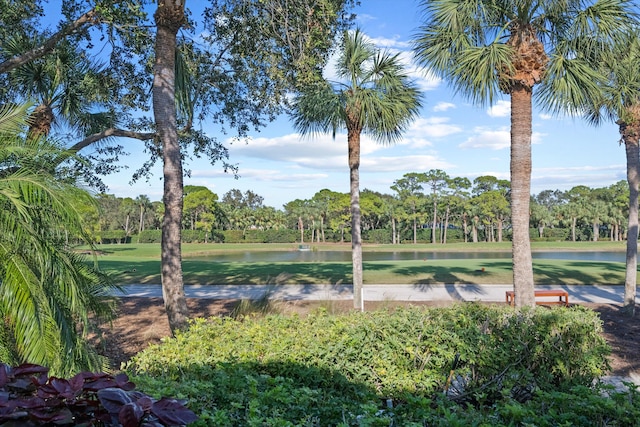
[115,283,638,304]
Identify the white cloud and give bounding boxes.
[408,117,462,140]
[460,126,544,150]
[412,66,441,91]
[362,155,453,172]
[227,132,396,171]
[433,102,455,112]
[487,100,510,117]
[368,35,411,50]
[539,113,553,120]
[460,127,510,150]
[531,165,626,192]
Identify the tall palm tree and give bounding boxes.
[292,29,422,310]
[136,194,153,237]
[554,30,640,314]
[0,103,117,375]
[153,0,190,333]
[413,0,634,307]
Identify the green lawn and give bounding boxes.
[85,241,633,286]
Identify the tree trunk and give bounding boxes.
[392,217,396,244]
[298,216,304,243]
[592,223,599,241]
[412,217,417,244]
[138,206,144,235]
[472,220,478,243]
[153,0,189,333]
[463,215,468,243]
[347,125,364,310]
[510,85,535,308]
[571,217,577,242]
[443,206,450,244]
[624,135,639,314]
[432,199,437,244]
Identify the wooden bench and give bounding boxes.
[505,290,569,307]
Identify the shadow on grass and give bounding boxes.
[533,261,625,285]
[133,360,380,425]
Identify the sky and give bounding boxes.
[102,0,625,209]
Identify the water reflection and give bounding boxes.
[189,250,627,263]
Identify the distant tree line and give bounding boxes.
[85,170,632,245]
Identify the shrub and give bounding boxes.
[99,231,129,244]
[364,229,392,244]
[0,363,197,426]
[137,230,162,243]
[182,230,206,243]
[126,304,615,426]
[221,230,244,243]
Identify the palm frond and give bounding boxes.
[0,103,30,137]
[0,103,116,375]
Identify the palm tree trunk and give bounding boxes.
[463,215,468,243]
[472,220,478,243]
[443,206,450,244]
[298,216,304,243]
[624,138,638,314]
[510,85,535,308]
[392,217,396,244]
[432,200,437,244]
[138,206,144,236]
[413,215,417,244]
[348,127,363,311]
[153,0,189,333]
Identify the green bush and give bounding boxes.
[98,230,129,244]
[264,229,299,243]
[221,230,244,243]
[364,229,392,243]
[530,227,571,241]
[126,304,621,426]
[182,230,207,243]
[137,229,162,243]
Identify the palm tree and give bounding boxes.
[292,29,422,309]
[413,0,633,308]
[2,35,114,140]
[153,0,190,333]
[562,30,640,314]
[0,103,117,375]
[136,194,153,238]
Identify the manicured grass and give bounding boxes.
[88,240,629,258]
[86,242,633,286]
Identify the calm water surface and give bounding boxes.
[190,251,627,263]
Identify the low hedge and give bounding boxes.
[124,303,633,426]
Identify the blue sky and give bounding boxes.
[104,0,625,208]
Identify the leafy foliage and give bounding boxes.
[0,362,197,426]
[0,103,118,375]
[126,303,622,425]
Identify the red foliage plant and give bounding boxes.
[0,363,197,426]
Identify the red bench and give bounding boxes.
[505,290,569,307]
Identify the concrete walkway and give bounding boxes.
[115,283,638,304]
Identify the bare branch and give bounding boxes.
[0,10,98,74]
[71,128,156,152]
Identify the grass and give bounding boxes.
[84,241,634,286]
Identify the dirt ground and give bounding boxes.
[92,298,640,377]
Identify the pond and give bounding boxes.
[189,250,628,263]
